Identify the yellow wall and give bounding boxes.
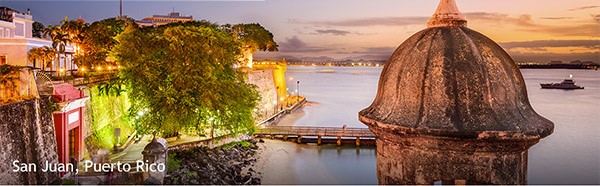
[253,60,287,101]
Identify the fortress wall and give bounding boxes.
[0,97,60,184]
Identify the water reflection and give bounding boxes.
[260,67,600,185]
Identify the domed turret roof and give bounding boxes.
[76,16,85,23]
[359,0,553,139]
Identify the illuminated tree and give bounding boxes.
[43,25,70,73]
[28,46,56,71]
[113,23,260,137]
[227,23,278,67]
[76,17,132,69]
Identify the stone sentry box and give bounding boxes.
[358,0,553,184]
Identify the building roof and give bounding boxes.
[359,0,553,140]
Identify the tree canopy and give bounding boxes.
[76,18,132,68]
[229,23,278,53]
[32,21,44,38]
[113,23,260,137]
[28,46,56,71]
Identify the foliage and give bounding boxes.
[219,140,254,150]
[43,24,70,55]
[228,23,278,53]
[0,64,22,76]
[114,23,260,137]
[98,76,126,97]
[86,86,134,149]
[76,18,134,68]
[27,46,56,71]
[32,21,44,38]
[167,153,182,172]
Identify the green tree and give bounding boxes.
[75,18,131,68]
[32,21,44,38]
[43,24,71,74]
[228,23,278,67]
[114,23,260,137]
[28,46,56,71]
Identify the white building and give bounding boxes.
[135,11,194,27]
[0,6,74,72]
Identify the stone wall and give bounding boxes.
[247,69,278,119]
[0,68,39,105]
[0,97,60,184]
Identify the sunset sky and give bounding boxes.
[3,0,599,62]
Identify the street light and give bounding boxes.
[297,80,300,103]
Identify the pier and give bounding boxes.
[255,126,375,146]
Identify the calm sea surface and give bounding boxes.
[263,66,600,184]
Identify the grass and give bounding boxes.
[219,140,254,150]
[167,153,182,172]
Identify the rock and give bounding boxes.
[164,140,261,185]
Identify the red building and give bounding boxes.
[51,84,88,165]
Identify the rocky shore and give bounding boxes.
[164,140,261,185]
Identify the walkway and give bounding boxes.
[255,126,375,137]
[255,126,375,146]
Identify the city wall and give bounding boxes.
[247,69,279,119]
[0,97,60,184]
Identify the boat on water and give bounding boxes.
[540,75,584,89]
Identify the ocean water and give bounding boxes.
[262,66,600,184]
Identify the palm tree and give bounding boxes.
[61,17,89,75]
[28,46,57,72]
[43,24,71,76]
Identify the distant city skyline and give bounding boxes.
[1,0,598,62]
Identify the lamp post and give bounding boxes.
[296,80,300,103]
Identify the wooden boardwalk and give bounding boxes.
[255,126,375,146]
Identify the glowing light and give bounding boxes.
[59,68,65,72]
[97,67,102,70]
[569,74,573,78]
[108,66,112,70]
[80,68,85,72]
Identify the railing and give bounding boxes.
[256,126,375,138]
[35,72,54,95]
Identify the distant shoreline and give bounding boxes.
[285,63,599,70]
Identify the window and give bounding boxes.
[15,23,24,36]
[0,55,7,65]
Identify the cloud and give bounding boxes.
[539,17,575,20]
[314,29,353,36]
[463,12,535,27]
[289,17,428,27]
[292,12,598,37]
[520,24,600,37]
[499,40,600,50]
[277,36,332,53]
[290,13,536,28]
[568,6,599,11]
[593,14,600,23]
[352,46,396,55]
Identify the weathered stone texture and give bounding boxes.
[359,5,553,184]
[0,97,60,184]
[360,27,553,139]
